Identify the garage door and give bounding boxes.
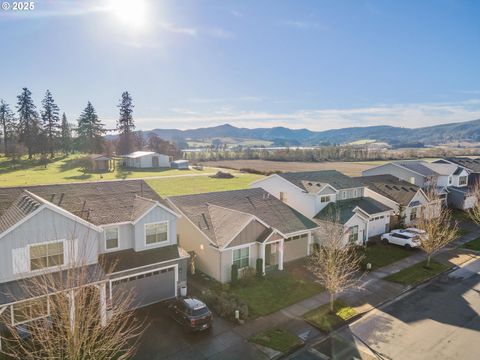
[111,266,176,309]
[369,215,389,237]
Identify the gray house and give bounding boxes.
[0,180,188,343]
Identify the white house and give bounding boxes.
[122,151,172,168]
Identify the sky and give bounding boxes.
[0,0,479,132]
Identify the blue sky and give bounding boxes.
[0,0,479,131]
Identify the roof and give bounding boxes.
[123,151,156,158]
[422,162,460,176]
[173,160,188,164]
[395,161,439,176]
[168,188,317,247]
[355,175,422,206]
[100,245,186,274]
[315,197,393,224]
[0,191,45,233]
[443,157,480,173]
[277,170,363,192]
[0,180,172,228]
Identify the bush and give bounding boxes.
[239,266,256,285]
[256,258,263,278]
[231,264,239,284]
[202,289,249,320]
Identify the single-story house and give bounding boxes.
[167,188,319,283]
[171,159,189,169]
[88,154,114,172]
[122,151,171,168]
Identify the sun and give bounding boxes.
[109,0,149,31]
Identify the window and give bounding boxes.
[320,196,330,203]
[233,247,249,268]
[280,192,287,202]
[13,297,48,325]
[105,228,119,250]
[410,207,418,221]
[342,191,347,199]
[30,241,64,270]
[459,176,467,186]
[348,226,359,243]
[145,222,168,245]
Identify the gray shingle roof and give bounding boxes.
[0,191,44,233]
[0,180,171,229]
[168,188,318,247]
[395,161,439,176]
[278,170,363,192]
[355,175,422,206]
[315,197,393,224]
[444,157,480,173]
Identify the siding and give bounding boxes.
[227,220,266,248]
[284,236,309,262]
[133,205,178,252]
[220,244,258,283]
[363,164,425,187]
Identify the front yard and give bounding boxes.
[360,242,415,270]
[303,300,358,333]
[462,237,480,251]
[385,260,451,285]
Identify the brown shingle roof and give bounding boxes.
[0,191,44,233]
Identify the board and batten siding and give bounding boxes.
[133,205,178,252]
[1,207,101,283]
[227,220,266,248]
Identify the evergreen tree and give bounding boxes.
[41,90,61,157]
[60,113,72,155]
[77,102,105,153]
[116,91,135,155]
[0,99,16,155]
[16,87,40,159]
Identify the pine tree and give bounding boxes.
[0,99,16,155]
[41,90,61,158]
[117,91,135,155]
[77,102,105,153]
[60,113,72,155]
[16,87,40,159]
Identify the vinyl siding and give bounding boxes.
[133,205,178,252]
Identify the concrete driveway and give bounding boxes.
[132,302,264,360]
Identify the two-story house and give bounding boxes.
[363,161,473,210]
[0,180,188,342]
[250,170,394,243]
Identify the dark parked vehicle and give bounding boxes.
[168,297,213,331]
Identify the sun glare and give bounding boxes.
[110,0,149,31]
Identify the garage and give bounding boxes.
[368,214,390,237]
[110,265,177,309]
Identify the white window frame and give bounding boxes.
[320,196,330,203]
[28,239,65,272]
[459,176,467,186]
[144,221,169,247]
[104,226,120,251]
[348,225,359,242]
[279,192,287,202]
[232,245,250,269]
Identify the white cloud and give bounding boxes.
[283,20,325,30]
[159,23,197,36]
[205,27,234,39]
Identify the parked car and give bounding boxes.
[381,231,421,249]
[168,296,213,332]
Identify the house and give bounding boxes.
[171,159,189,170]
[250,170,394,241]
[434,157,480,185]
[363,160,473,209]
[354,174,434,226]
[122,151,171,168]
[88,154,114,172]
[0,180,188,342]
[167,188,318,283]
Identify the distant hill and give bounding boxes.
[144,119,480,147]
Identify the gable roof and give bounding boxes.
[0,191,44,233]
[442,157,480,173]
[394,161,439,176]
[0,180,172,229]
[123,151,162,158]
[315,197,393,224]
[277,170,363,193]
[355,175,423,206]
[168,188,317,247]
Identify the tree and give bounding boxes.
[0,100,16,155]
[147,134,180,158]
[308,215,363,312]
[467,181,480,224]
[77,102,105,153]
[117,91,135,155]
[60,113,72,155]
[417,190,458,267]
[16,87,40,159]
[41,90,61,158]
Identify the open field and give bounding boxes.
[0,154,215,187]
[202,159,388,176]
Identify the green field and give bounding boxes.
[0,154,214,187]
[147,173,263,197]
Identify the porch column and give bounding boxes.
[68,290,75,333]
[278,239,284,271]
[99,283,107,327]
[307,232,313,256]
[260,243,266,275]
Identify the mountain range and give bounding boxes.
[145,119,480,147]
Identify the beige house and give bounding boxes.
[167,188,318,283]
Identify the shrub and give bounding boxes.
[231,264,239,284]
[256,258,264,278]
[202,289,249,320]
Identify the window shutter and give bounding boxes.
[12,247,30,274]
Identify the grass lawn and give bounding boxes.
[462,237,480,251]
[303,300,358,333]
[0,154,219,187]
[361,243,415,270]
[457,228,471,237]
[452,209,473,222]
[385,260,450,285]
[250,328,302,353]
[147,173,264,197]
[229,271,323,318]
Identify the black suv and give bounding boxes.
[168,297,213,331]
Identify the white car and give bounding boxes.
[381,231,421,249]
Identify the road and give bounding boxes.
[295,258,480,360]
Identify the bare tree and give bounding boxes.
[1,248,143,360]
[308,214,363,312]
[417,189,458,268]
[467,181,480,225]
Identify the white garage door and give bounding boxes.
[111,266,177,309]
[369,215,389,237]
